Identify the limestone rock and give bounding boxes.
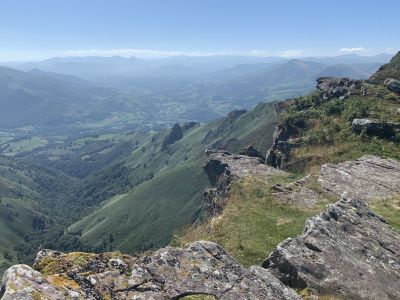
[204,150,281,180]
[239,144,265,160]
[263,197,400,299]
[1,242,301,300]
[316,77,362,100]
[351,118,380,133]
[384,77,400,94]
[0,264,82,300]
[265,125,292,169]
[319,155,400,200]
[352,118,400,139]
[203,150,284,217]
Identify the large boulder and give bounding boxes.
[263,197,400,299]
[351,118,380,133]
[319,155,400,200]
[1,242,300,300]
[352,118,400,139]
[0,264,82,300]
[384,77,400,94]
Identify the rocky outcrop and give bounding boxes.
[352,118,380,133]
[319,155,400,200]
[0,242,300,300]
[203,150,284,217]
[316,77,363,100]
[352,118,400,139]
[239,145,265,160]
[265,130,292,169]
[266,132,303,169]
[161,123,183,150]
[182,121,200,131]
[263,197,400,299]
[384,77,400,94]
[0,264,80,300]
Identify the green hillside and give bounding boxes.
[0,156,57,274]
[69,102,277,253]
[178,55,400,269]
[370,51,400,83]
[0,66,114,129]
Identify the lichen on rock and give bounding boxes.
[1,241,300,299]
[263,196,400,299]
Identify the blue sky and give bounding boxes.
[0,0,399,61]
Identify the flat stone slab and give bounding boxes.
[263,197,400,299]
[318,155,400,200]
[205,150,285,181]
[203,150,285,217]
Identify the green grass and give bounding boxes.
[176,80,400,268]
[369,197,400,234]
[278,83,400,173]
[178,176,331,267]
[0,197,38,275]
[70,159,210,252]
[69,102,277,254]
[2,136,48,155]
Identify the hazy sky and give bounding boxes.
[1,0,399,61]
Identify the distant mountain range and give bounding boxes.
[0,54,391,131]
[0,66,116,129]
[3,53,391,82]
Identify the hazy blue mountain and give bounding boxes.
[314,63,376,79]
[0,66,116,128]
[304,53,391,65]
[28,68,97,85]
[4,53,390,82]
[0,56,386,132]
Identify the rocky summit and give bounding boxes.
[263,196,400,299]
[0,241,300,300]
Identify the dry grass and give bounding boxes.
[178,175,328,267]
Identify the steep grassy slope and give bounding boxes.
[370,51,400,83]
[178,53,400,269]
[69,102,277,253]
[0,156,62,274]
[279,84,400,172]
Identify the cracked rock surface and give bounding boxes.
[263,197,400,299]
[1,241,300,300]
[319,155,400,200]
